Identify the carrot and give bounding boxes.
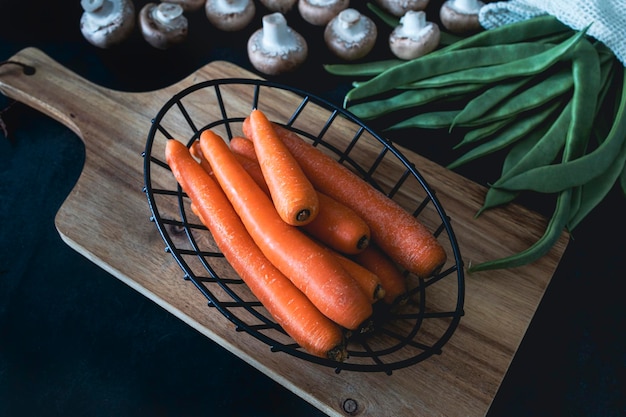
[164,139,347,360]
[244,120,447,278]
[245,109,319,226]
[229,135,258,161]
[230,138,371,255]
[352,244,408,305]
[199,129,373,330]
[189,140,212,173]
[306,192,371,255]
[331,251,385,303]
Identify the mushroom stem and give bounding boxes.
[396,9,427,38]
[334,9,368,44]
[154,2,184,25]
[81,0,120,25]
[448,0,482,13]
[260,13,300,53]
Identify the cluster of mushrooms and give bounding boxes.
[80,0,485,74]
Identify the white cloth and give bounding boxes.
[478,0,626,66]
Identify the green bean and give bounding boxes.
[456,67,574,128]
[345,41,560,102]
[476,116,555,215]
[495,42,610,193]
[489,101,572,190]
[448,100,563,170]
[347,83,483,120]
[387,110,460,130]
[469,188,572,273]
[441,15,571,51]
[324,59,404,77]
[455,118,513,149]
[568,138,626,230]
[399,41,555,89]
[450,77,533,129]
[403,29,586,90]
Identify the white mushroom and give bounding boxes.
[374,0,429,17]
[258,0,297,14]
[163,0,206,12]
[80,0,135,48]
[247,12,308,75]
[298,0,349,26]
[324,8,377,61]
[139,2,188,49]
[439,0,484,35]
[205,0,256,32]
[389,11,440,60]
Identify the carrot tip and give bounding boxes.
[356,236,370,250]
[295,209,311,223]
[327,344,349,362]
[373,284,386,301]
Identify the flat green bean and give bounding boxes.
[440,15,571,52]
[485,101,572,206]
[476,118,554,215]
[497,74,625,193]
[455,118,513,149]
[387,110,460,130]
[403,29,586,89]
[568,138,626,230]
[324,59,404,77]
[450,77,532,129]
[469,188,572,273]
[345,41,559,102]
[347,83,483,120]
[448,100,563,170]
[457,67,574,127]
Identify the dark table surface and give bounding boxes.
[1,1,624,416]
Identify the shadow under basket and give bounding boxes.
[143,78,465,374]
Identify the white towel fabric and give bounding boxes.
[478,0,626,66]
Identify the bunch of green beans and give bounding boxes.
[325,12,626,273]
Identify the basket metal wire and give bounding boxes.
[143,78,465,374]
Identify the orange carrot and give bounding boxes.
[189,140,212,173]
[230,139,371,255]
[165,139,347,360]
[306,192,371,255]
[229,136,257,161]
[244,121,447,278]
[245,109,319,226]
[199,129,372,330]
[332,251,385,303]
[352,245,408,305]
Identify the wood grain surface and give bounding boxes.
[0,47,568,417]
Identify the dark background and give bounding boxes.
[1,1,624,416]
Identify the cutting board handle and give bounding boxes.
[0,47,125,139]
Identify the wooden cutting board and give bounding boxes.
[0,47,568,417]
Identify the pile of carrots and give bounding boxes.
[165,108,447,361]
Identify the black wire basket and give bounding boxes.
[143,78,465,374]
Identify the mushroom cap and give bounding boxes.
[205,0,256,32]
[389,20,440,60]
[298,0,350,26]
[374,0,429,17]
[439,0,483,35]
[247,14,308,75]
[324,9,377,61]
[259,0,297,14]
[80,0,136,48]
[139,2,189,50]
[164,0,206,12]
